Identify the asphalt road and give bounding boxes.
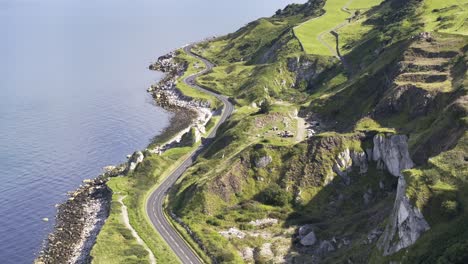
[146,44,234,264]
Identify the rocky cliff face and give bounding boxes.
[372,134,414,177]
[373,134,430,255]
[287,55,335,90]
[292,134,430,259]
[331,147,368,185]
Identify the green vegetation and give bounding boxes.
[257,183,292,206]
[294,0,350,56]
[167,0,467,262]
[92,147,196,263]
[194,18,300,65]
[354,117,396,133]
[258,99,272,114]
[347,0,384,10]
[398,133,468,263]
[94,0,467,262]
[422,0,468,35]
[173,50,221,109]
[91,195,151,264]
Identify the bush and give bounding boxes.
[206,218,221,226]
[239,223,254,230]
[124,245,148,259]
[216,249,237,262]
[259,99,272,114]
[215,214,225,220]
[437,240,468,264]
[257,184,291,206]
[442,200,459,218]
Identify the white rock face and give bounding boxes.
[249,218,278,227]
[298,224,313,237]
[351,151,368,174]
[254,155,273,168]
[192,127,202,144]
[374,134,430,255]
[372,134,414,177]
[241,247,254,263]
[219,227,246,239]
[300,231,317,246]
[127,151,144,172]
[332,149,352,185]
[332,148,368,184]
[254,243,274,262]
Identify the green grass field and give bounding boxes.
[294,0,386,56]
[91,147,194,263]
[422,0,468,35]
[193,18,295,65]
[347,0,383,10]
[293,0,351,56]
[91,192,151,264]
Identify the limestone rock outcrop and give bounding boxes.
[372,134,414,177]
[254,243,274,262]
[332,148,369,185]
[126,151,144,173]
[300,231,318,246]
[373,134,430,255]
[254,155,273,168]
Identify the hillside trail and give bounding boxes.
[317,0,354,72]
[118,196,156,264]
[295,0,356,72]
[295,116,306,142]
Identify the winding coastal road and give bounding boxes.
[146,44,233,264]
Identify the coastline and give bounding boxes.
[35,46,212,264]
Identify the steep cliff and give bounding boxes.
[372,135,430,255]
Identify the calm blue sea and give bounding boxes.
[0,0,302,262]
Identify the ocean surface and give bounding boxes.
[0,0,303,263]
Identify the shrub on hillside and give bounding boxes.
[259,99,272,114]
[257,184,291,206]
[442,200,459,218]
[437,240,468,264]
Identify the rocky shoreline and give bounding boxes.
[35,177,111,264]
[147,50,213,154]
[35,47,214,264]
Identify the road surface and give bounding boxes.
[146,44,234,264]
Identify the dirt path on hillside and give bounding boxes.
[296,116,306,142]
[317,0,354,59]
[118,196,156,264]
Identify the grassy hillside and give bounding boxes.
[294,0,351,56]
[293,0,385,56]
[93,0,467,263]
[167,0,468,263]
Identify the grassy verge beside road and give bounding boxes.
[92,49,220,263]
[175,50,221,109]
[91,147,193,263]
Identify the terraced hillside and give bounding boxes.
[395,38,460,92]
